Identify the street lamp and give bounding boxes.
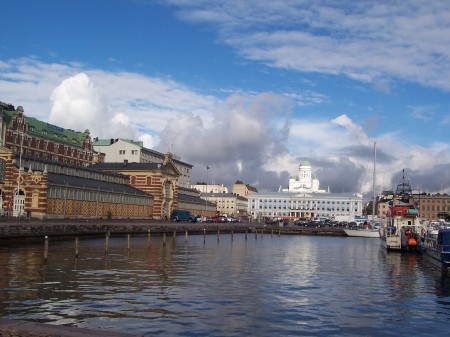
[204,164,210,220]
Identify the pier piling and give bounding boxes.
[75,236,79,258]
[43,236,48,262]
[105,233,109,255]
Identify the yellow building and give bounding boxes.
[201,192,248,218]
[232,180,258,197]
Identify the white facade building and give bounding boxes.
[93,138,193,188]
[192,183,228,194]
[248,191,363,222]
[283,159,327,193]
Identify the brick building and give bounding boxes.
[0,105,96,166]
[90,153,182,220]
[415,193,450,221]
[0,147,153,219]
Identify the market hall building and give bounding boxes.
[0,147,153,219]
[0,104,154,219]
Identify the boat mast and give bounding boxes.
[372,141,376,223]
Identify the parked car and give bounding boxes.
[211,215,227,223]
[294,217,308,226]
[170,210,197,222]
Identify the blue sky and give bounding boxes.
[1,0,450,197]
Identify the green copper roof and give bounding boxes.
[92,139,114,146]
[4,108,89,148]
[299,159,311,167]
[93,138,144,148]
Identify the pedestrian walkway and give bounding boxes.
[0,318,141,337]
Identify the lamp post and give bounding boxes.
[204,164,210,220]
[372,141,376,223]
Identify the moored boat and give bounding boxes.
[379,171,425,252]
[343,227,380,238]
[419,224,450,274]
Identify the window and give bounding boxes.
[131,150,138,155]
[119,150,126,155]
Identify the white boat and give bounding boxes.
[343,227,380,238]
[379,171,425,252]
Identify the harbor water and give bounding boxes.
[1,232,449,336]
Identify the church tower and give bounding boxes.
[298,160,312,189]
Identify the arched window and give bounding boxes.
[32,190,39,208]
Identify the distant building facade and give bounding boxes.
[415,193,450,221]
[248,191,363,221]
[232,180,258,197]
[201,192,248,217]
[376,191,450,221]
[178,187,217,218]
[93,138,193,188]
[192,183,228,194]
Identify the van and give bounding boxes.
[170,210,197,222]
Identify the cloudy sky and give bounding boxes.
[1,0,450,198]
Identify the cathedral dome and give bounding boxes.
[299,159,311,168]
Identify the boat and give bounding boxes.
[379,170,425,252]
[344,142,380,239]
[419,223,450,274]
[343,227,380,238]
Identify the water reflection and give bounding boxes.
[1,234,449,336]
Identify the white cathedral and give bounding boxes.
[281,159,328,193]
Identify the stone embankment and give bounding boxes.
[0,218,346,243]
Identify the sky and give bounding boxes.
[1,0,450,199]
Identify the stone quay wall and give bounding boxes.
[0,219,346,244]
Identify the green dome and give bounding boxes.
[299,159,311,167]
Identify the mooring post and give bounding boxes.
[255,228,257,239]
[147,229,151,248]
[217,229,220,242]
[43,236,48,262]
[75,236,79,258]
[163,232,166,246]
[185,230,188,243]
[127,234,131,251]
[231,229,234,241]
[271,228,273,237]
[105,232,109,255]
[245,229,248,240]
[278,229,281,236]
